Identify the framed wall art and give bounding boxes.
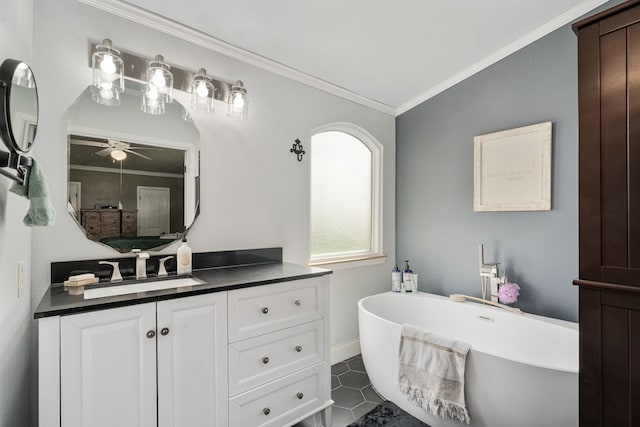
[473,121,552,212]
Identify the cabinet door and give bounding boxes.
[157,292,228,427]
[60,303,157,427]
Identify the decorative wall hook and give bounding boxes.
[290,138,305,162]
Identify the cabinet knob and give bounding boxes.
[161,327,170,336]
[294,299,302,306]
[262,356,270,364]
[261,307,269,314]
[146,330,156,339]
[295,345,303,353]
[263,408,271,416]
[297,392,304,400]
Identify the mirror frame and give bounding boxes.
[0,58,38,154]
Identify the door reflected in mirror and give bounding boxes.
[67,82,200,253]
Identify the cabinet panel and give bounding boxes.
[60,303,157,427]
[228,278,323,342]
[157,293,228,427]
[229,363,325,427]
[229,320,323,396]
[601,304,629,425]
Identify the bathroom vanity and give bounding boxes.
[35,248,332,427]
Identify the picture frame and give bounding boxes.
[473,121,552,212]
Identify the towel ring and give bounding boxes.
[0,58,39,186]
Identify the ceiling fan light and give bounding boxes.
[111,149,127,161]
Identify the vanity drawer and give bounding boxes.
[229,363,325,427]
[228,278,323,342]
[229,320,323,396]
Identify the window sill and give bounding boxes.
[308,254,387,270]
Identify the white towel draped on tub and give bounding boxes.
[398,323,471,424]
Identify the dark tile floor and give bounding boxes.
[295,354,384,427]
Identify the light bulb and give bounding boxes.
[100,88,114,100]
[151,69,166,88]
[100,81,113,90]
[100,54,116,75]
[196,81,209,98]
[147,86,159,101]
[233,93,245,109]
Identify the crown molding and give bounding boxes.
[75,0,396,116]
[395,0,609,116]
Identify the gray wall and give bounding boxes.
[0,2,33,426]
[397,23,583,321]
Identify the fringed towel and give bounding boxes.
[398,323,471,424]
[10,158,56,226]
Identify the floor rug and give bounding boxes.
[347,400,430,426]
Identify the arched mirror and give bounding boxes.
[66,81,200,253]
[0,58,38,184]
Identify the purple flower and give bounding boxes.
[498,283,520,305]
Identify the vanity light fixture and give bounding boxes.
[227,80,249,120]
[141,83,166,115]
[12,62,35,88]
[91,39,124,106]
[146,55,173,103]
[191,68,214,112]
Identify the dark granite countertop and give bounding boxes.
[34,262,332,319]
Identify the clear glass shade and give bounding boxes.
[191,68,214,112]
[91,39,124,106]
[227,80,248,120]
[141,85,165,115]
[146,55,173,103]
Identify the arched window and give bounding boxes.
[310,123,383,263]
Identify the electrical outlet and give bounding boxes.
[17,261,24,298]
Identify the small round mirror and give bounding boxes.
[0,59,39,154]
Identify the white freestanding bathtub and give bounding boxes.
[358,292,578,427]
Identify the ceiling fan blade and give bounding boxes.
[125,149,152,160]
[129,147,162,151]
[95,148,113,157]
[71,140,109,148]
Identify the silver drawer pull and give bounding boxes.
[160,327,170,336]
[262,356,270,364]
[263,408,271,416]
[295,345,303,352]
[294,299,301,306]
[262,307,269,314]
[146,330,155,339]
[297,392,304,400]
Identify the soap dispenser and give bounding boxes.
[176,238,192,275]
[392,264,402,292]
[402,260,413,293]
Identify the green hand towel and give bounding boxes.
[9,158,56,227]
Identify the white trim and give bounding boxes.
[38,316,61,427]
[331,339,361,365]
[310,255,387,270]
[309,123,384,265]
[75,0,395,116]
[395,0,609,115]
[69,164,184,179]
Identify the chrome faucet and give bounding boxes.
[132,249,150,280]
[478,244,506,303]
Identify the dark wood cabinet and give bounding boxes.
[575,1,640,425]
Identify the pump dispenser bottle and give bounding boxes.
[176,238,192,275]
[403,260,413,292]
[392,264,402,292]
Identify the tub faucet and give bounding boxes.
[132,249,150,280]
[478,244,506,303]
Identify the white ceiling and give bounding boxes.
[90,0,607,115]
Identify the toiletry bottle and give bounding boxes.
[392,264,402,292]
[176,238,192,275]
[403,260,413,293]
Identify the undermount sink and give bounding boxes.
[83,277,204,300]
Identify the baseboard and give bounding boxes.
[330,339,361,365]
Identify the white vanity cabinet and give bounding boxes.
[227,276,332,427]
[40,292,228,427]
[38,274,331,427]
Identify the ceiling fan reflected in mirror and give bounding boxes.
[72,138,158,161]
